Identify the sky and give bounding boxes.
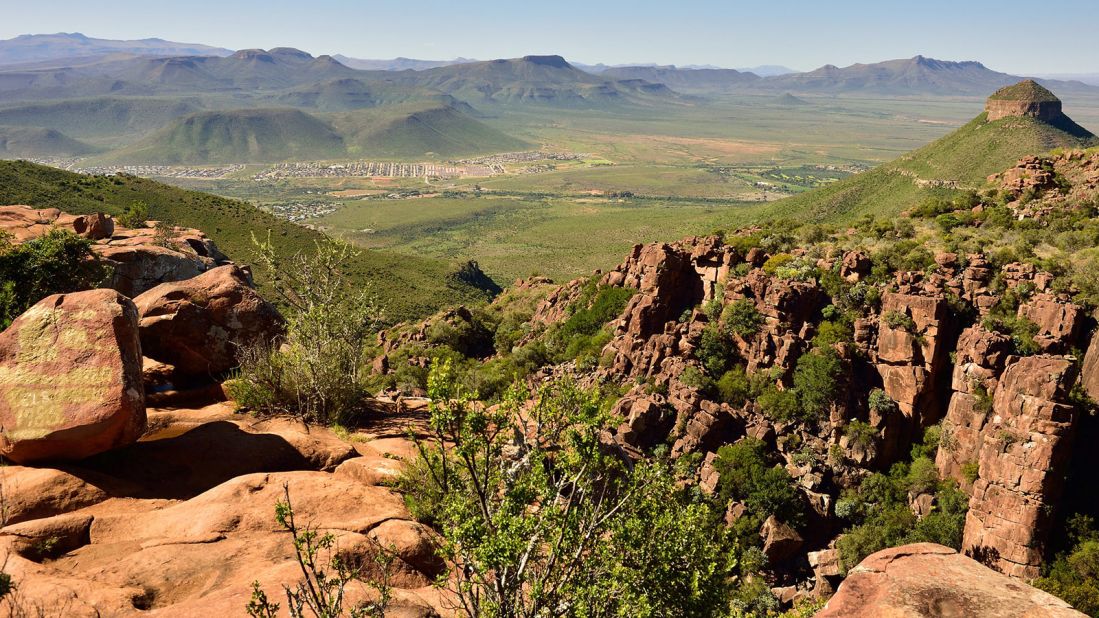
[3,0,1098,75]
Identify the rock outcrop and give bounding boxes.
[985,80,1063,122]
[0,205,231,297]
[135,265,284,376]
[816,543,1085,617]
[0,402,446,616]
[962,355,1079,579]
[0,289,145,463]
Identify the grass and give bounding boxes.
[313,194,757,283]
[765,112,1099,222]
[0,160,493,322]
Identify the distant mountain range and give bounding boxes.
[0,32,231,67]
[0,33,1096,163]
[331,56,478,71]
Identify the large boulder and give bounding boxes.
[0,205,113,242]
[0,290,145,463]
[135,265,283,376]
[816,543,1085,617]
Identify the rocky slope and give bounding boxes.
[0,204,450,615]
[371,149,1099,613]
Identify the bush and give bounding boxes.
[403,362,737,617]
[844,420,878,450]
[116,200,149,228]
[836,445,968,571]
[792,349,845,419]
[716,367,751,406]
[0,229,109,328]
[758,386,800,422]
[722,299,764,337]
[1035,515,1099,616]
[714,438,805,539]
[230,237,381,425]
[247,485,394,618]
[697,322,735,376]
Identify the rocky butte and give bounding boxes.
[985,79,1064,122]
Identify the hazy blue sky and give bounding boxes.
[4,0,1097,74]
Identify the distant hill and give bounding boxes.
[762,56,1096,96]
[0,126,97,157]
[332,104,529,158]
[736,65,797,77]
[103,103,527,163]
[772,93,809,106]
[0,33,232,66]
[767,83,1099,222]
[275,78,461,112]
[0,47,360,102]
[0,159,495,321]
[600,65,760,93]
[104,108,345,164]
[332,56,478,71]
[0,97,203,142]
[394,55,680,106]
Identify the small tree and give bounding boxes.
[403,360,736,617]
[230,235,382,425]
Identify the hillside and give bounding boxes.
[0,32,232,66]
[275,78,460,111]
[0,160,494,320]
[0,126,97,157]
[332,104,529,157]
[331,55,477,71]
[103,108,346,164]
[0,96,204,142]
[768,108,1098,222]
[396,55,680,106]
[762,56,1096,96]
[601,65,762,93]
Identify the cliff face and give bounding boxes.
[986,98,1063,122]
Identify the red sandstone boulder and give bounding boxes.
[816,543,1085,617]
[760,515,803,564]
[0,290,146,463]
[135,265,284,376]
[0,205,113,242]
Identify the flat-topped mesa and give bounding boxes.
[985,79,1063,122]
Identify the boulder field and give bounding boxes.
[374,221,1099,610]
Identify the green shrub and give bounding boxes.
[1035,515,1099,616]
[762,253,794,275]
[792,349,845,420]
[836,444,968,571]
[0,229,109,329]
[404,362,737,617]
[883,310,917,332]
[713,438,805,537]
[758,387,800,422]
[716,367,751,406]
[844,420,878,450]
[868,388,897,414]
[697,322,735,376]
[230,237,380,426]
[116,200,149,228]
[722,298,764,338]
